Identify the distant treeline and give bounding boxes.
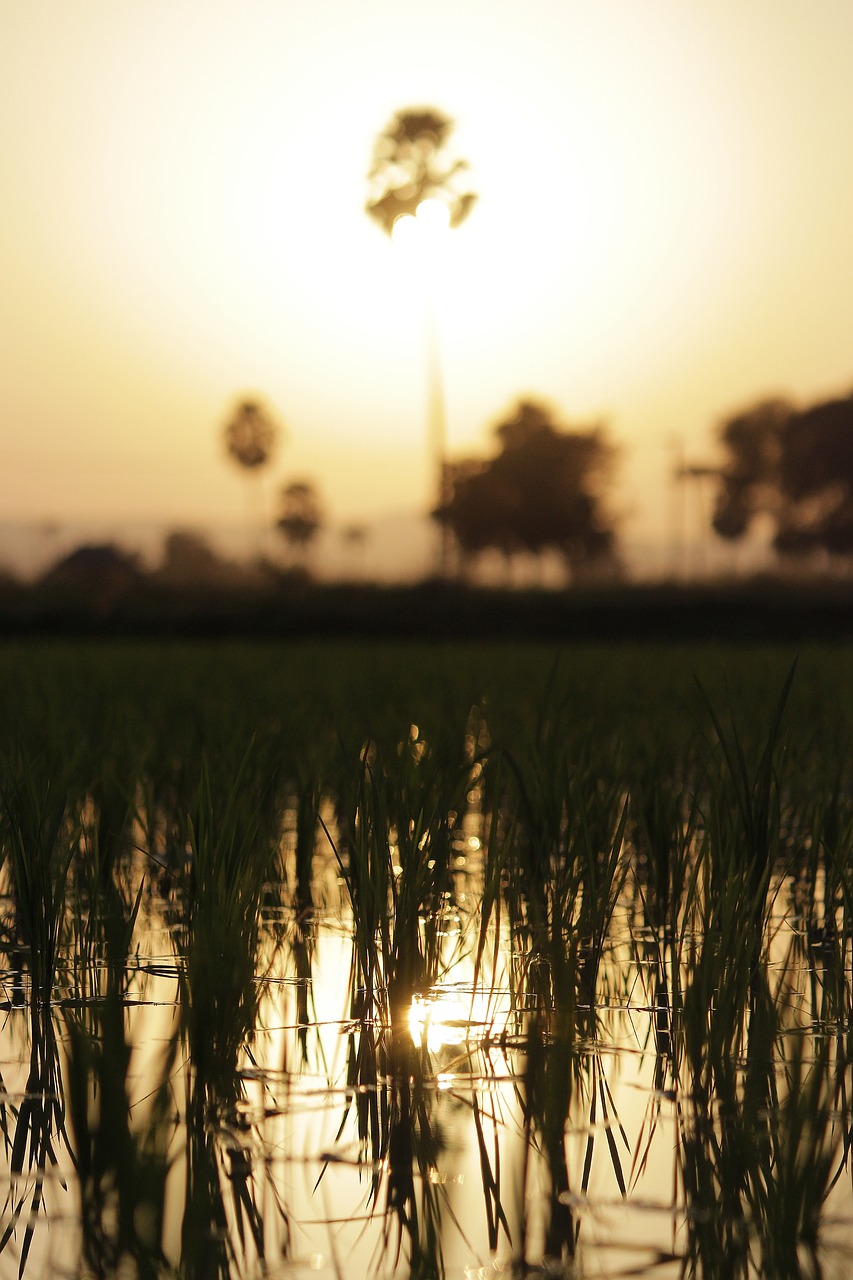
[2,571,853,642]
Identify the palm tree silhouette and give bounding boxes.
[366,108,476,236]
[222,398,283,562]
[366,108,476,576]
[276,479,325,571]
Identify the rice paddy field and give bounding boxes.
[1,638,853,1279]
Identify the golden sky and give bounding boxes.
[3,0,853,557]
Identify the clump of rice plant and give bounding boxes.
[0,753,76,1275]
[174,749,286,1278]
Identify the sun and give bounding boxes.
[391,198,452,264]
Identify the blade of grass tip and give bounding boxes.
[10,1096,31,1176]
[598,1071,627,1198]
[628,1093,664,1193]
[695,659,797,855]
[234,1169,265,1261]
[755,656,798,778]
[0,1218,16,1258]
[496,746,537,843]
[600,1068,630,1153]
[580,1067,597,1200]
[472,752,508,995]
[19,1220,35,1280]
[118,876,147,959]
[522,652,563,766]
[472,1093,511,1250]
[694,676,754,847]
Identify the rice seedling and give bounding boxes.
[483,675,634,1271]
[320,722,476,1279]
[678,1019,845,1280]
[627,745,705,1120]
[0,642,852,1277]
[265,761,327,1069]
[62,925,177,1280]
[0,751,77,1276]
[515,930,580,1272]
[173,749,287,1278]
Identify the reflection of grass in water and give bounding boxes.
[679,1025,844,1279]
[324,724,473,1276]
[0,756,75,1276]
[62,750,175,1280]
[5,645,853,1275]
[175,750,287,1279]
[64,979,177,1279]
[488,673,632,1270]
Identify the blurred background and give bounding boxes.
[3,0,853,592]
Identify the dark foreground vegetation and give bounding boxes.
[2,573,853,641]
[2,640,853,1277]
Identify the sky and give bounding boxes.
[3,1,853,572]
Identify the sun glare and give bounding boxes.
[391,213,418,250]
[409,992,468,1051]
[408,984,509,1053]
[5,2,853,541]
[416,198,451,235]
[392,199,452,267]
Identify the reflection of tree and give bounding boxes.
[713,391,853,558]
[222,398,282,560]
[366,108,476,236]
[435,399,619,580]
[276,480,324,565]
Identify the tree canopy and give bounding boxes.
[366,107,476,236]
[434,399,619,577]
[223,399,280,472]
[712,391,853,556]
[276,480,324,552]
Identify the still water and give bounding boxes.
[1,748,852,1280]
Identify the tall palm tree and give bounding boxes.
[366,108,476,236]
[366,108,476,576]
[276,479,324,573]
[222,398,283,562]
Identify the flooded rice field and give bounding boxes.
[1,641,853,1279]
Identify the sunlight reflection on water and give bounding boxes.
[1,775,853,1279]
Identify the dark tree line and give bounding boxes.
[713,391,853,558]
[434,399,619,580]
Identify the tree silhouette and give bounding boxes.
[156,530,243,588]
[711,399,789,540]
[223,398,279,471]
[712,391,853,558]
[366,108,476,236]
[276,480,324,565]
[367,107,476,576]
[777,395,853,555]
[435,399,619,580]
[39,544,143,615]
[222,398,282,559]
